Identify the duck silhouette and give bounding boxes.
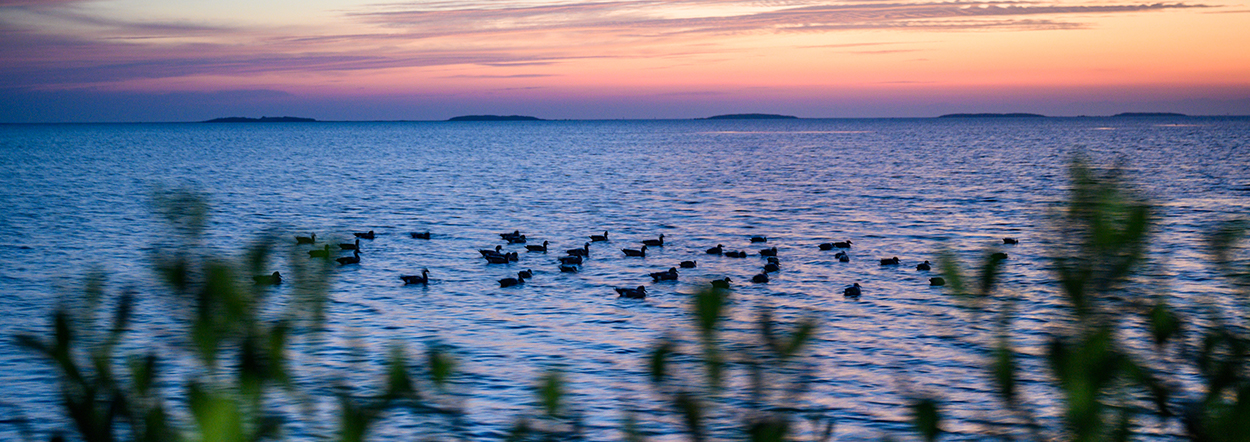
[752,272,769,283]
[650,267,678,281]
[916,260,931,271]
[750,235,767,243]
[400,269,430,285]
[930,277,946,286]
[339,239,360,250]
[616,286,646,299]
[844,283,862,298]
[622,245,647,257]
[558,255,583,265]
[642,234,664,247]
[759,247,777,257]
[1003,238,1019,245]
[879,257,900,266]
[336,249,361,265]
[410,231,431,239]
[590,231,609,242]
[308,244,331,258]
[679,260,697,268]
[711,277,732,289]
[567,243,590,257]
[295,233,316,245]
[559,264,579,273]
[833,240,852,248]
[706,244,724,255]
[253,271,281,285]
[499,272,526,287]
[526,241,549,252]
[353,230,375,240]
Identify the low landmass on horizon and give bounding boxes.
[938,113,1047,118]
[204,116,317,123]
[448,115,544,121]
[704,113,798,120]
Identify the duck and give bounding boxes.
[295,233,316,245]
[339,239,360,250]
[484,254,511,264]
[400,269,430,285]
[336,249,361,265]
[518,269,533,279]
[308,244,332,258]
[558,255,583,265]
[650,267,678,281]
[679,260,697,268]
[507,234,528,244]
[500,230,522,240]
[410,231,431,239]
[763,262,780,273]
[835,251,850,262]
[916,260,931,271]
[879,257,901,266]
[843,283,861,298]
[590,231,609,242]
[499,272,527,287]
[750,235,767,243]
[767,257,780,265]
[559,264,579,273]
[616,286,646,299]
[1003,237,1019,245]
[929,277,946,286]
[508,252,519,262]
[752,272,769,283]
[622,245,647,257]
[833,240,852,248]
[706,244,724,255]
[253,271,281,285]
[759,247,777,257]
[480,245,504,258]
[642,234,665,247]
[353,230,375,240]
[525,241,549,253]
[725,251,748,258]
[818,242,834,251]
[567,243,591,257]
[711,277,732,289]
[991,252,1009,260]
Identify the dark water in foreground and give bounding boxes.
[2,118,1248,440]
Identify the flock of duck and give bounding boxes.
[258,229,1019,300]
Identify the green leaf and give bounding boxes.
[694,288,726,336]
[911,398,941,442]
[537,370,564,418]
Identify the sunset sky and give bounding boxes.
[2,0,1248,122]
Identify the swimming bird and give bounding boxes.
[725,251,748,258]
[764,262,780,273]
[354,230,375,240]
[508,252,519,262]
[833,240,852,248]
[880,257,900,266]
[518,269,533,279]
[410,231,431,239]
[507,234,528,244]
[1003,238,1019,245]
[558,255,583,265]
[843,283,861,298]
[642,234,665,247]
[992,252,1009,260]
[818,242,834,251]
[567,243,591,257]
[484,254,511,264]
[650,267,678,281]
[339,239,360,250]
[759,247,777,257]
[930,277,946,286]
[400,269,430,285]
[253,271,281,285]
[559,264,579,273]
[835,251,850,262]
[767,257,780,265]
[308,244,331,258]
[916,260,931,271]
[499,272,527,287]
[750,236,767,243]
[706,244,724,255]
[752,272,769,283]
[616,286,646,299]
[500,230,522,240]
[337,249,361,265]
[679,260,697,268]
[480,245,504,258]
[526,241,549,252]
[711,277,732,289]
[622,245,647,257]
[590,231,609,242]
[295,233,316,245]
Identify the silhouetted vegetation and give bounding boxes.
[916,157,1250,441]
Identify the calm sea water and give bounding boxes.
[2,118,1248,440]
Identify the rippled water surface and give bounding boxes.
[2,118,1249,440]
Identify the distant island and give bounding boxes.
[448,115,544,121]
[704,113,798,120]
[938,113,1047,118]
[203,116,317,123]
[1113,112,1188,117]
